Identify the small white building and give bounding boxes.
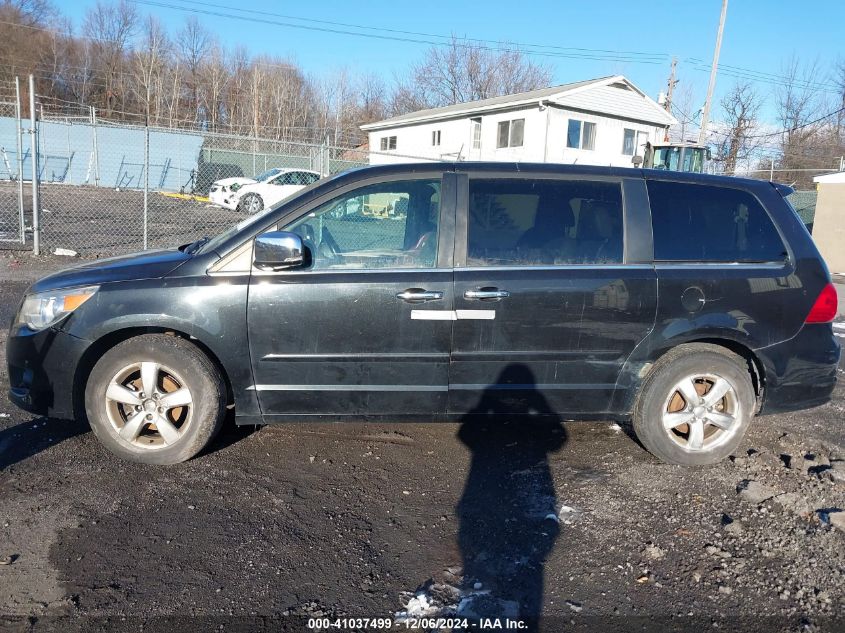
[360,75,676,167]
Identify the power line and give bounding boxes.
[3,6,840,98]
[683,58,839,94]
[149,0,845,94]
[162,0,669,61]
[130,0,667,64]
[706,106,845,140]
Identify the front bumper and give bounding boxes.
[209,190,239,210]
[757,323,841,414]
[6,325,91,420]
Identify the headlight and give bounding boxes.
[17,286,98,331]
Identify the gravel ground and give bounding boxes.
[0,182,238,256]
[0,253,843,632]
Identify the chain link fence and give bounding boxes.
[1,75,840,257]
[0,90,26,245]
[0,78,375,255]
[30,120,381,255]
[786,190,818,232]
[0,75,447,257]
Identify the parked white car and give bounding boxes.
[209,168,284,210]
[230,169,322,214]
[208,168,321,212]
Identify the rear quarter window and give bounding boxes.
[647,180,787,263]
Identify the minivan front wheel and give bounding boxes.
[633,344,755,466]
[85,334,226,464]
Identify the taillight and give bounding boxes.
[805,283,838,324]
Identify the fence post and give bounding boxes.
[769,160,774,182]
[14,76,25,245]
[143,124,149,250]
[91,106,100,187]
[28,75,40,255]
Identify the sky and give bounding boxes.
[56,0,845,128]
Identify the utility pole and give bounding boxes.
[664,57,678,114]
[699,0,728,145]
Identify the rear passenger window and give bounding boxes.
[467,179,623,266]
[648,181,786,262]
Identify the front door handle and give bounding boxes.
[396,288,444,303]
[464,288,511,300]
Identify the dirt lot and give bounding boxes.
[0,254,843,632]
[0,182,238,256]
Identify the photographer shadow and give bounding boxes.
[455,364,567,627]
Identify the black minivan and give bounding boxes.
[7,163,840,465]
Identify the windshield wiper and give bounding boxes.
[185,236,210,254]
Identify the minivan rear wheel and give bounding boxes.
[85,334,226,465]
[632,344,755,466]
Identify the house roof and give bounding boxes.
[361,75,676,131]
[813,171,845,184]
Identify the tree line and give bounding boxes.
[690,57,845,188]
[0,0,550,147]
[0,0,842,187]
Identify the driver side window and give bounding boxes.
[284,179,441,270]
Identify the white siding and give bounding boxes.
[366,81,671,167]
[368,118,472,165]
[368,106,548,165]
[548,108,663,167]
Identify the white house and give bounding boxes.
[360,75,676,167]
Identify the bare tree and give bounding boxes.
[715,82,760,174]
[132,15,169,123]
[82,0,138,116]
[776,56,835,187]
[199,43,229,131]
[0,0,52,86]
[670,80,701,143]
[835,57,845,135]
[356,73,388,126]
[175,16,213,124]
[394,37,551,112]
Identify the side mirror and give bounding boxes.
[254,231,305,270]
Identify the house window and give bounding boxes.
[380,136,397,151]
[622,129,636,155]
[431,130,441,146]
[496,118,525,148]
[471,117,481,149]
[567,119,596,150]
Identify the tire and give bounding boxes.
[240,193,264,214]
[84,334,226,465]
[632,343,756,466]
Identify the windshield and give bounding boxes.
[682,148,706,173]
[652,147,681,171]
[254,168,283,182]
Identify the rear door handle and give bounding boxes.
[464,288,510,300]
[396,288,444,303]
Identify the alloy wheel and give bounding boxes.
[661,373,741,452]
[104,362,193,449]
[246,195,262,214]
